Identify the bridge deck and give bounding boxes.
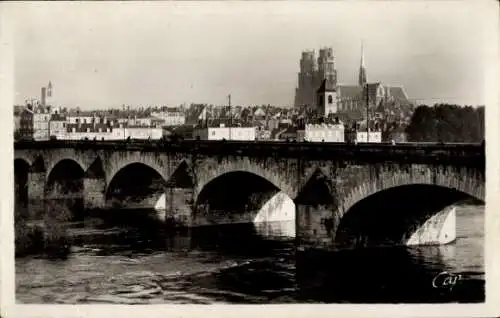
[14,140,485,166]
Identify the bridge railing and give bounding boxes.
[14,139,484,166]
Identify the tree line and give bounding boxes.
[405,104,484,143]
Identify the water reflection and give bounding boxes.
[15,203,485,304]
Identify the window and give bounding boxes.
[328,95,333,104]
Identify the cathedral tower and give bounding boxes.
[317,47,337,87]
[358,42,367,87]
[295,50,317,108]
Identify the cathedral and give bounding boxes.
[294,45,412,119]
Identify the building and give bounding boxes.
[193,124,256,141]
[256,128,272,141]
[17,106,34,140]
[47,81,53,106]
[294,44,413,118]
[40,81,53,106]
[32,106,51,141]
[151,108,185,126]
[345,130,382,143]
[304,122,344,142]
[294,48,338,109]
[67,111,96,125]
[354,131,382,143]
[276,126,301,141]
[294,50,317,108]
[316,78,338,117]
[63,122,162,141]
[49,114,67,140]
[41,87,46,106]
[126,126,163,139]
[317,47,337,88]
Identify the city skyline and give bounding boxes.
[7,1,491,109]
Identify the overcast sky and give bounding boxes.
[7,1,493,109]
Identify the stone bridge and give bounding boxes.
[14,140,485,251]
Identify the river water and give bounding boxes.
[15,205,484,304]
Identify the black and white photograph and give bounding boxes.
[2,1,499,316]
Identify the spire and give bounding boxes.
[358,41,367,87]
[360,41,365,68]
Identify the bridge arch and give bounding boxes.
[105,162,168,210]
[340,166,485,216]
[14,158,31,205]
[193,170,295,228]
[334,166,484,249]
[45,159,86,198]
[45,157,87,183]
[194,157,297,200]
[104,154,169,188]
[14,155,32,168]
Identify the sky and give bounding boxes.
[6,1,494,109]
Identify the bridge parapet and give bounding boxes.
[14,140,484,166]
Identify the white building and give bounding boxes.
[304,123,344,142]
[354,130,382,143]
[151,109,185,126]
[67,114,96,125]
[33,108,51,141]
[127,116,153,127]
[63,124,163,141]
[193,125,256,141]
[49,114,67,139]
[125,127,163,139]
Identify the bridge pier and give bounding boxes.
[83,177,106,210]
[164,187,194,228]
[296,203,337,251]
[27,171,46,218]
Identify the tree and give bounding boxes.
[406,104,484,143]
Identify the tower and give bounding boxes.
[46,81,53,106]
[316,78,337,117]
[317,47,337,87]
[295,50,317,108]
[358,42,367,87]
[41,87,46,106]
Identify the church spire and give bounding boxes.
[358,41,367,86]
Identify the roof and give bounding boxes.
[337,85,363,100]
[67,111,95,117]
[317,78,336,93]
[51,114,66,121]
[386,86,409,101]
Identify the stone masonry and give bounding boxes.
[14,141,485,251]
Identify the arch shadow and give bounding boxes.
[334,184,484,249]
[105,162,168,211]
[192,170,296,255]
[14,159,31,212]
